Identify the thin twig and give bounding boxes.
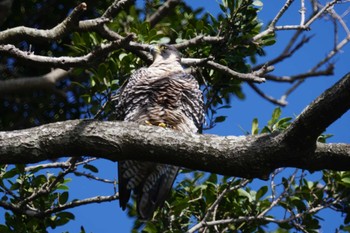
[74,171,115,184]
[248,82,288,106]
[188,179,250,233]
[264,65,334,82]
[36,194,119,217]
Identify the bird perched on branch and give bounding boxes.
[112,44,204,219]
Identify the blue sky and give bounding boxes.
[1,1,349,232]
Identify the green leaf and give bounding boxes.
[256,186,268,200]
[238,189,252,201]
[59,192,69,205]
[269,107,281,125]
[253,0,263,7]
[55,212,75,226]
[80,226,86,233]
[83,164,99,173]
[56,185,69,191]
[0,224,11,233]
[341,177,350,186]
[251,118,259,135]
[317,134,333,143]
[143,222,158,233]
[214,116,227,123]
[119,53,128,61]
[1,168,18,179]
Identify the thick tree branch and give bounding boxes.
[0,68,70,96]
[2,73,350,178]
[0,119,349,180]
[280,73,350,146]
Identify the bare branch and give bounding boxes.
[253,35,313,71]
[188,179,250,233]
[280,73,350,147]
[0,35,134,68]
[0,68,71,96]
[205,61,266,82]
[253,0,339,41]
[174,35,224,49]
[304,0,339,28]
[2,193,119,217]
[0,2,90,44]
[270,0,295,28]
[264,65,334,82]
[300,0,306,25]
[248,82,288,106]
[39,193,119,217]
[102,0,134,20]
[146,0,182,27]
[73,171,115,184]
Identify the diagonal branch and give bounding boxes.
[146,0,182,27]
[280,72,350,147]
[248,82,288,106]
[102,0,135,20]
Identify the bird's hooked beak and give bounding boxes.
[149,45,161,58]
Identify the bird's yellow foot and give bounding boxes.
[158,122,167,128]
[145,120,153,126]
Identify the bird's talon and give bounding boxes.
[158,122,167,128]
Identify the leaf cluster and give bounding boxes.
[0,164,73,232]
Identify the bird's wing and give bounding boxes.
[176,73,204,131]
[111,68,147,121]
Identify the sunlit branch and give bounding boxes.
[0,2,90,44]
[174,35,224,49]
[0,36,134,68]
[300,0,306,25]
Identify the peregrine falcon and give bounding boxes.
[112,44,204,219]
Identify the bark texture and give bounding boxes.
[0,120,349,179]
[1,73,350,179]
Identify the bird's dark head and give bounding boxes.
[149,44,181,63]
